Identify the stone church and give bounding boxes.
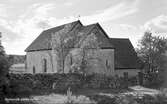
[25,20,142,76]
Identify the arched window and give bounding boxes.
[106,59,110,70]
[106,60,109,67]
[70,54,73,65]
[33,66,35,74]
[43,59,47,73]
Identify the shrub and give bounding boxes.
[128,76,138,86]
[6,80,32,98]
[53,74,82,93]
[116,95,138,104]
[88,95,117,104]
[7,73,138,95]
[144,72,163,88]
[0,55,10,103]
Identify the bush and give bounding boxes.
[6,79,32,98]
[88,95,117,104]
[144,72,163,88]
[116,95,138,104]
[52,74,83,93]
[135,94,167,104]
[7,73,138,96]
[89,94,139,104]
[0,55,10,103]
[89,94,167,104]
[128,76,138,86]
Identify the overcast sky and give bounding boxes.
[0,0,167,55]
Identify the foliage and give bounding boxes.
[51,24,101,74]
[89,93,167,104]
[51,24,73,73]
[7,73,138,96]
[65,95,96,104]
[5,93,167,104]
[137,31,167,73]
[89,94,139,104]
[66,87,73,103]
[7,55,25,66]
[6,79,32,98]
[6,74,33,100]
[71,33,101,74]
[0,34,9,103]
[31,93,95,104]
[89,95,117,104]
[137,31,167,87]
[144,72,163,88]
[136,94,167,104]
[116,95,138,104]
[64,87,96,104]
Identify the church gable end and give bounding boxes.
[25,20,141,76]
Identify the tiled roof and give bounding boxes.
[25,21,113,52]
[25,21,81,52]
[78,23,113,48]
[109,38,142,69]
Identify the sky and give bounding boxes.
[0,0,167,55]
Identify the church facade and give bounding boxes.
[25,21,142,77]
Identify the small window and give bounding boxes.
[106,60,109,67]
[106,59,110,70]
[33,66,35,74]
[43,59,47,73]
[70,54,73,65]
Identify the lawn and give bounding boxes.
[5,88,129,104]
[5,86,166,104]
[73,88,130,96]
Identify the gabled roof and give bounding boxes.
[109,38,142,69]
[79,23,113,48]
[25,21,82,52]
[25,21,113,52]
[25,20,142,69]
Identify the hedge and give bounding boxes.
[6,73,138,97]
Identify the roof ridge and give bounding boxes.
[110,38,130,40]
[84,22,99,27]
[25,20,82,52]
[43,20,82,31]
[25,21,115,52]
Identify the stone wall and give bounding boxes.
[64,48,115,75]
[26,48,115,75]
[26,49,140,77]
[26,50,57,73]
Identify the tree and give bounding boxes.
[51,24,81,73]
[137,31,167,87]
[51,24,100,74]
[51,24,71,73]
[71,33,100,74]
[137,31,167,73]
[0,34,9,103]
